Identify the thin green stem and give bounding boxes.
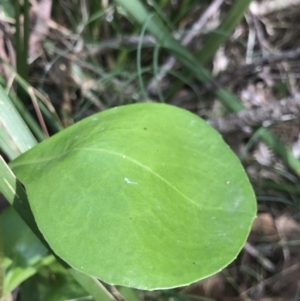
[15,0,30,100]
[137,14,154,100]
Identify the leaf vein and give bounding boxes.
[79,147,204,209]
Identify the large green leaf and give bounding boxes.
[10,103,256,290]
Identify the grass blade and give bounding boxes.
[197,0,253,64]
[0,86,37,160]
[117,286,144,301]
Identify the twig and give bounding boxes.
[252,14,271,53]
[146,0,225,95]
[250,0,300,16]
[244,242,277,272]
[241,263,300,297]
[244,13,256,64]
[208,94,300,133]
[28,87,49,137]
[82,35,157,57]
[203,48,300,93]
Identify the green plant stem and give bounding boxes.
[14,0,30,99]
[173,0,194,24]
[88,0,102,38]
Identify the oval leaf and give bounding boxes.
[10,103,256,290]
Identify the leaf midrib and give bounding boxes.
[11,147,248,214]
[80,147,204,210]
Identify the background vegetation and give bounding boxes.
[1,0,300,300]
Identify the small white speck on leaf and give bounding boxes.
[124,178,138,185]
[226,181,230,184]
